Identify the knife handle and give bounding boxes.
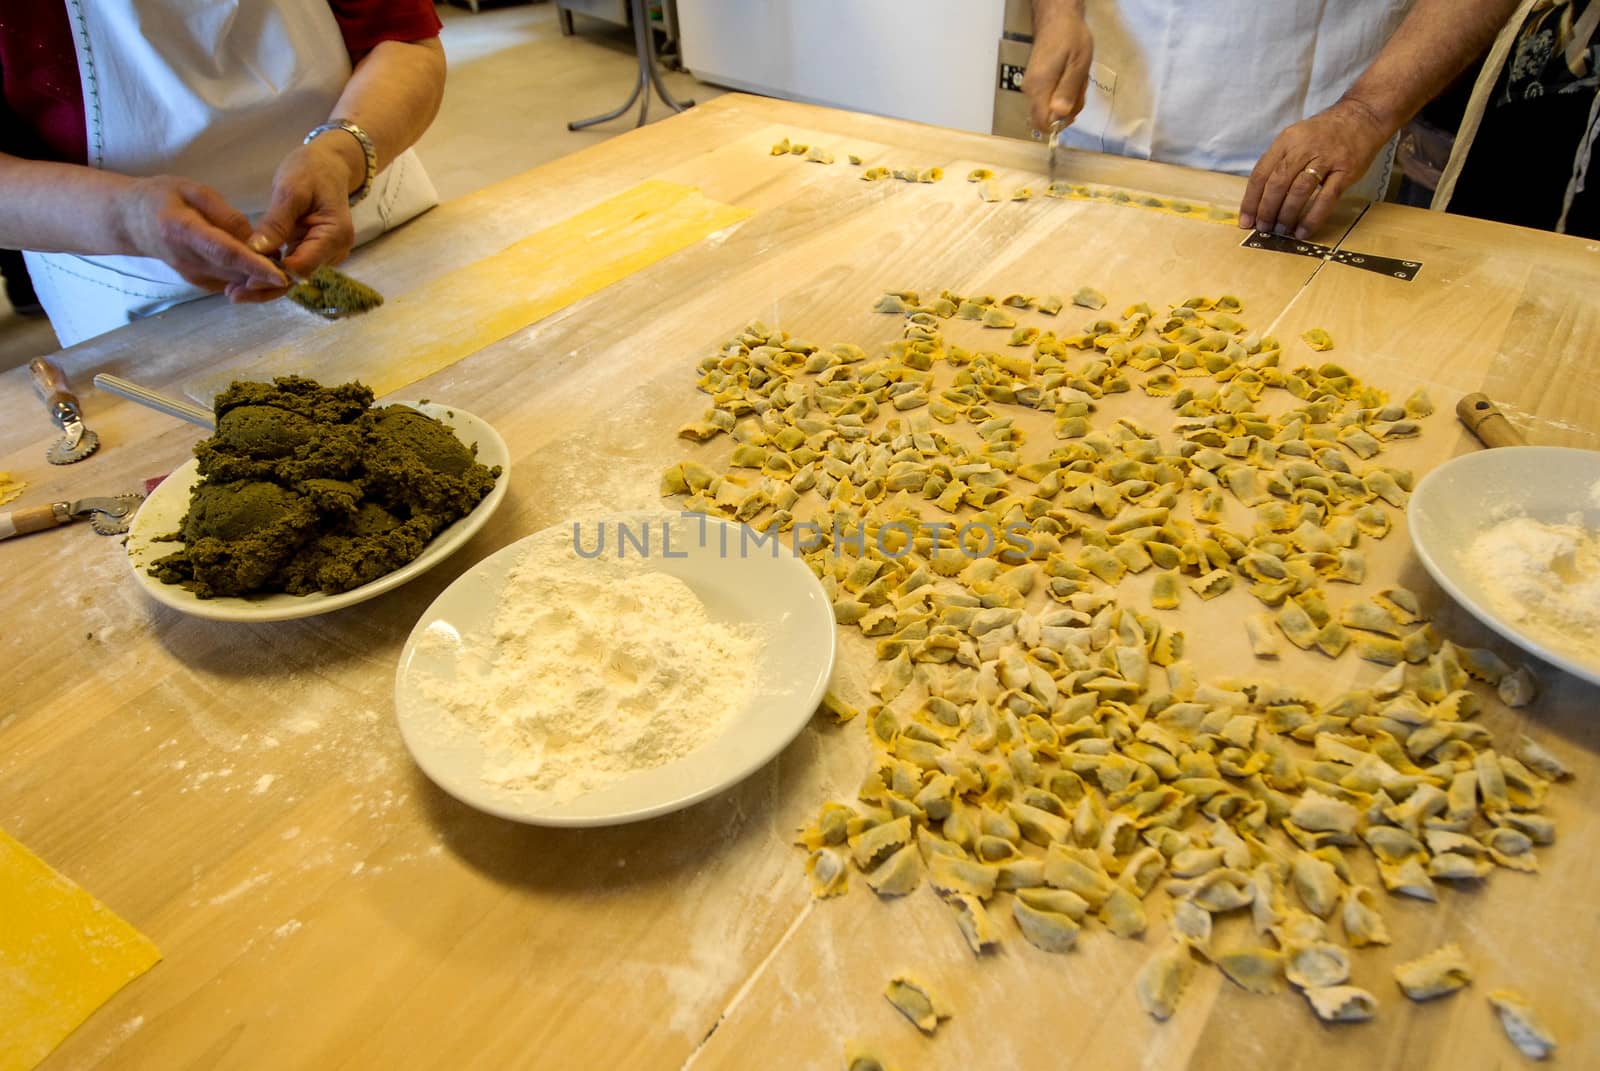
[0,502,72,540]
[29,357,80,420]
[1456,392,1525,449]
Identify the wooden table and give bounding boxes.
[4,95,1598,1070]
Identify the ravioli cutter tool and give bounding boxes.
[30,357,100,464]
[0,493,144,540]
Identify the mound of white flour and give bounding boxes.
[425,531,761,801]
[1467,514,1600,664]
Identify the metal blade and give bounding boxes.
[72,493,144,536]
[46,426,100,465]
[1047,119,1065,182]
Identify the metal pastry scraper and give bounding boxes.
[1047,118,1065,181]
[30,357,100,464]
[0,493,144,539]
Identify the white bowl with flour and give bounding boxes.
[1410,446,1600,686]
[395,512,836,825]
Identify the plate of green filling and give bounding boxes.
[125,377,509,623]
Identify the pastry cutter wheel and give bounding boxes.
[30,357,100,464]
[0,493,144,539]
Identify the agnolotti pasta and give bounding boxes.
[1136,942,1196,1020]
[1487,988,1557,1060]
[884,974,950,1034]
[659,284,1564,1043]
[1304,984,1378,1022]
[1394,942,1472,1001]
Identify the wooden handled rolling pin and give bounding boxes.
[1456,392,1527,449]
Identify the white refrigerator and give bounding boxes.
[675,0,1006,134]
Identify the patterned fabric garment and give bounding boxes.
[1450,0,1599,237]
[1500,0,1600,102]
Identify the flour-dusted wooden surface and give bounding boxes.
[1,94,1596,1070]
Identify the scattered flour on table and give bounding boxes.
[419,529,762,802]
[1468,514,1600,663]
[209,871,271,905]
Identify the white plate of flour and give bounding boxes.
[394,512,837,825]
[1410,446,1600,685]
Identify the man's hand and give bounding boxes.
[1022,3,1094,134]
[113,176,287,296]
[1239,99,1392,238]
[240,134,364,300]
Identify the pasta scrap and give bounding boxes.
[1394,942,1472,1001]
[1072,287,1107,310]
[1487,988,1557,1061]
[843,1042,899,1071]
[1012,897,1082,953]
[1216,947,1286,995]
[884,974,950,1034]
[1135,942,1196,1021]
[1304,985,1378,1023]
[1302,328,1334,351]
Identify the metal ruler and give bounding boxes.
[1241,230,1422,281]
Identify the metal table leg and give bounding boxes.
[567,0,693,131]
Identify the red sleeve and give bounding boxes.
[327,0,443,60]
[0,3,88,165]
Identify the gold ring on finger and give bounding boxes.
[1303,166,1323,183]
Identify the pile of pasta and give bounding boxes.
[768,133,1240,223]
[660,287,1568,1032]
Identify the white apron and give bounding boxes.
[28,0,437,348]
[1062,0,1413,198]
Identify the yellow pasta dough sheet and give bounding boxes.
[0,830,160,1071]
[191,179,754,403]
[0,472,25,507]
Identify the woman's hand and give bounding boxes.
[239,134,365,299]
[113,176,287,296]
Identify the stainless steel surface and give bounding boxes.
[93,374,216,429]
[568,0,692,131]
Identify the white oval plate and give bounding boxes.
[1409,445,1600,685]
[125,402,509,622]
[394,513,837,827]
